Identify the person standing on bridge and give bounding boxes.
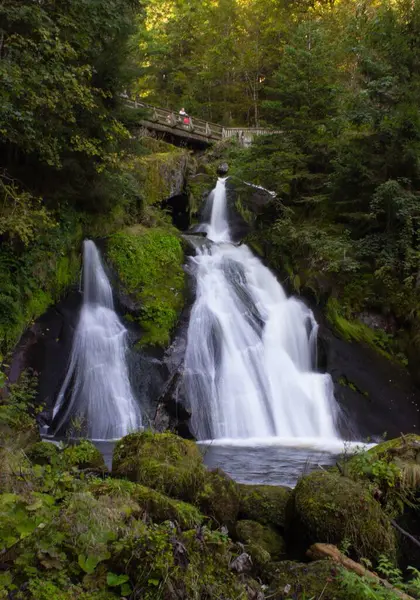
[179,107,190,125]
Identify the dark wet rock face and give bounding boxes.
[316,311,420,440]
[9,290,82,423]
[10,285,165,433]
[224,178,276,242]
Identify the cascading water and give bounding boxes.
[49,240,142,440]
[184,178,340,441]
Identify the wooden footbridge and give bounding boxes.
[126,99,280,147]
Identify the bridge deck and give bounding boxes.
[126,100,280,145]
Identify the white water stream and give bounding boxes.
[184,178,341,442]
[49,240,142,440]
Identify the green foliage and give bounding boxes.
[342,434,420,517]
[339,569,401,600]
[0,208,82,354]
[0,369,38,433]
[61,441,107,474]
[107,227,185,346]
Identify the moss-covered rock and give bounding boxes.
[365,434,420,463]
[268,560,344,600]
[27,441,59,465]
[60,491,136,557]
[89,478,204,530]
[62,440,107,474]
[186,172,214,219]
[236,520,286,560]
[196,468,240,528]
[112,431,205,502]
[107,226,185,347]
[289,470,396,563]
[239,483,291,530]
[110,520,250,599]
[132,141,191,206]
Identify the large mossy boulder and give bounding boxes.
[268,560,344,600]
[289,471,396,563]
[236,520,286,561]
[239,483,291,530]
[112,431,205,502]
[196,468,240,528]
[89,478,204,530]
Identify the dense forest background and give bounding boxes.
[135,0,420,375]
[1,0,420,376]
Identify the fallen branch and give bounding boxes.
[306,543,414,600]
[391,520,420,550]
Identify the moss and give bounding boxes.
[62,440,107,474]
[186,172,214,219]
[343,435,420,518]
[132,145,189,206]
[326,297,395,360]
[236,520,286,560]
[107,227,185,347]
[365,434,420,462]
[239,483,291,529]
[268,559,344,600]
[111,522,249,600]
[290,470,396,563]
[60,491,137,557]
[196,468,240,528]
[112,431,205,502]
[27,441,59,466]
[89,478,204,530]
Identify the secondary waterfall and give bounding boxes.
[49,240,142,440]
[184,178,340,441]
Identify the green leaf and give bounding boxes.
[16,519,36,538]
[107,572,130,587]
[120,582,132,596]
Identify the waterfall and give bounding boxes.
[49,240,142,440]
[184,178,340,441]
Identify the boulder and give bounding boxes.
[196,468,240,528]
[288,470,396,563]
[217,162,229,176]
[62,440,107,474]
[267,559,344,600]
[343,435,420,511]
[236,520,286,561]
[239,483,291,530]
[112,431,205,502]
[27,441,59,466]
[89,479,203,530]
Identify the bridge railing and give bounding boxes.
[125,99,281,144]
[126,99,224,140]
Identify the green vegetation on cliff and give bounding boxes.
[107,226,185,346]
